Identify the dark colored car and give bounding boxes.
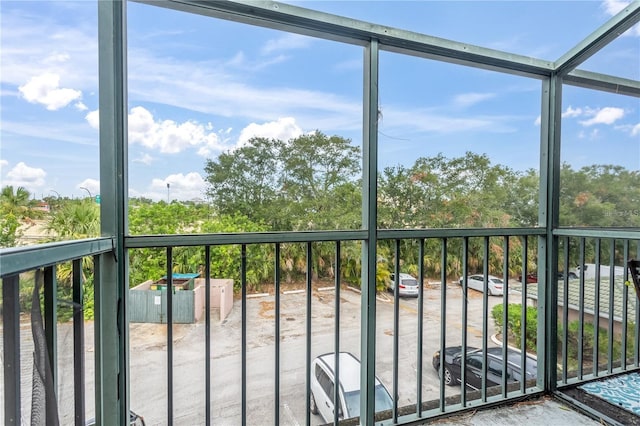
[432,346,537,390]
[559,271,579,280]
[517,271,578,283]
[518,273,538,283]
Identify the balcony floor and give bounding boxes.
[434,396,601,426]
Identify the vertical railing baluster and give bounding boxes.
[205,246,211,426]
[333,241,341,425]
[438,238,447,412]
[561,237,570,383]
[621,240,629,371]
[607,239,615,374]
[3,274,21,426]
[461,237,468,407]
[241,244,247,426]
[481,237,489,402]
[305,242,312,426]
[44,265,58,394]
[501,236,509,397]
[167,247,174,425]
[392,239,400,422]
[275,243,281,425]
[93,253,102,423]
[73,258,85,426]
[520,236,528,394]
[416,238,424,417]
[578,238,585,379]
[593,239,601,376]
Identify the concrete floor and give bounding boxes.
[432,396,601,426]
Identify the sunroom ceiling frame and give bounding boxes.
[137,0,639,95]
[139,0,555,77]
[555,1,640,76]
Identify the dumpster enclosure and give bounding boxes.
[129,273,233,323]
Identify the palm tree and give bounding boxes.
[46,199,100,240]
[0,185,40,220]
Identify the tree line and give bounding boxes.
[2,131,638,300]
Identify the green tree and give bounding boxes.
[46,199,100,240]
[204,131,361,231]
[0,212,21,248]
[1,185,40,220]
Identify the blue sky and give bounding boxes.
[1,1,638,202]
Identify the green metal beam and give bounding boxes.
[0,237,114,277]
[125,230,367,248]
[97,0,129,424]
[565,69,640,98]
[554,228,640,240]
[539,74,563,392]
[361,38,379,426]
[124,228,546,250]
[555,1,640,75]
[134,0,554,78]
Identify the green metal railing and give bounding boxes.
[2,230,640,424]
[1,238,114,426]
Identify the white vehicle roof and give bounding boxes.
[398,273,416,280]
[315,352,381,393]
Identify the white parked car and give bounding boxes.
[459,274,504,296]
[310,352,394,422]
[388,273,420,297]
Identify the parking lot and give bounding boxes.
[125,281,512,425]
[9,281,518,425]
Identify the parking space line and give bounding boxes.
[282,403,300,426]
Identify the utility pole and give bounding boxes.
[167,183,170,203]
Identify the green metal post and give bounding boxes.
[539,74,562,392]
[361,38,379,426]
[97,0,129,424]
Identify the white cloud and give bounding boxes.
[86,109,99,129]
[602,0,630,15]
[238,117,304,146]
[133,153,154,165]
[4,162,47,189]
[579,107,625,126]
[534,115,541,126]
[128,106,224,155]
[381,106,517,134]
[562,106,583,118]
[261,33,312,55]
[151,172,206,201]
[452,92,495,108]
[631,123,640,136]
[75,101,88,111]
[0,159,8,169]
[77,178,99,197]
[18,73,82,110]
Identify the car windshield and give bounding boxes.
[402,279,418,286]
[489,278,503,284]
[343,385,393,418]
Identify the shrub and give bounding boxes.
[491,303,537,353]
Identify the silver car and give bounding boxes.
[459,274,504,296]
[388,273,420,297]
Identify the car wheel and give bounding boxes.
[443,366,455,386]
[310,391,318,415]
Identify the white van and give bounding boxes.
[574,263,625,280]
[310,352,393,422]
